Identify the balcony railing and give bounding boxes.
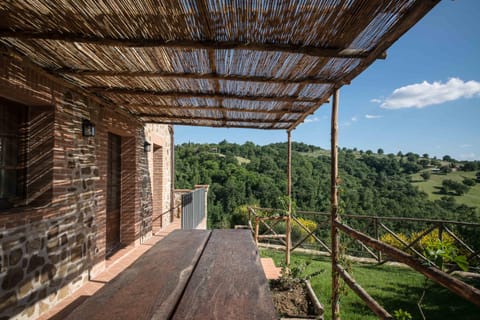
[181,187,206,229]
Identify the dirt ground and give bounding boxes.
[270,279,316,317]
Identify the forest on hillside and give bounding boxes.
[175,141,480,233]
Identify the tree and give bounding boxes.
[418,159,430,168]
[461,161,478,171]
[377,148,384,155]
[423,153,429,159]
[440,165,452,174]
[406,152,419,162]
[441,179,469,196]
[443,155,453,162]
[463,178,476,187]
[420,171,431,181]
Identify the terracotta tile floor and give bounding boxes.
[39,218,181,320]
[39,219,281,319]
[261,257,282,280]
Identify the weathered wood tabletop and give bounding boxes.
[65,229,277,320]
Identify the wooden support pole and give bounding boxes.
[286,131,292,266]
[331,88,340,320]
[255,217,260,245]
[335,264,393,319]
[373,218,382,262]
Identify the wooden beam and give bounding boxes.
[136,114,294,124]
[0,30,382,59]
[56,68,337,85]
[335,220,480,308]
[335,264,393,319]
[124,105,305,115]
[91,87,318,103]
[330,88,340,320]
[145,120,289,130]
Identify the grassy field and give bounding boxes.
[411,170,480,211]
[262,249,479,320]
[235,156,251,164]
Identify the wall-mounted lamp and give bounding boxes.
[82,119,95,137]
[144,141,152,152]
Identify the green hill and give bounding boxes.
[175,141,479,229]
[412,170,480,212]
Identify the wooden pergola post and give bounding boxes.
[331,88,340,320]
[286,130,292,266]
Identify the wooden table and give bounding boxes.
[65,229,277,320]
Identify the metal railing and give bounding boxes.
[181,188,206,229]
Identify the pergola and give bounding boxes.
[0,1,444,319]
[0,1,438,130]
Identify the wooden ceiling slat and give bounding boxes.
[0,30,381,59]
[93,87,320,103]
[58,69,338,85]
[146,120,289,130]
[123,105,304,115]
[139,114,292,124]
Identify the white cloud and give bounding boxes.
[458,153,476,160]
[460,144,472,148]
[351,116,358,122]
[305,116,320,123]
[365,114,383,119]
[381,78,480,109]
[370,98,382,104]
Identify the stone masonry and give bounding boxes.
[0,54,173,319]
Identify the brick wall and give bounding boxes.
[0,54,173,319]
[145,124,173,233]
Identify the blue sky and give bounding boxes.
[175,1,480,161]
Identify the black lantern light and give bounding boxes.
[144,141,151,152]
[82,119,95,137]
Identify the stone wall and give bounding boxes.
[0,54,172,319]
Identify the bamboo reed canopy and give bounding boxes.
[0,1,438,130]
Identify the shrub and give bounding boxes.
[410,229,455,252]
[380,232,409,249]
[420,171,431,181]
[292,218,318,244]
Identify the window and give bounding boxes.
[0,99,27,210]
[0,98,53,211]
